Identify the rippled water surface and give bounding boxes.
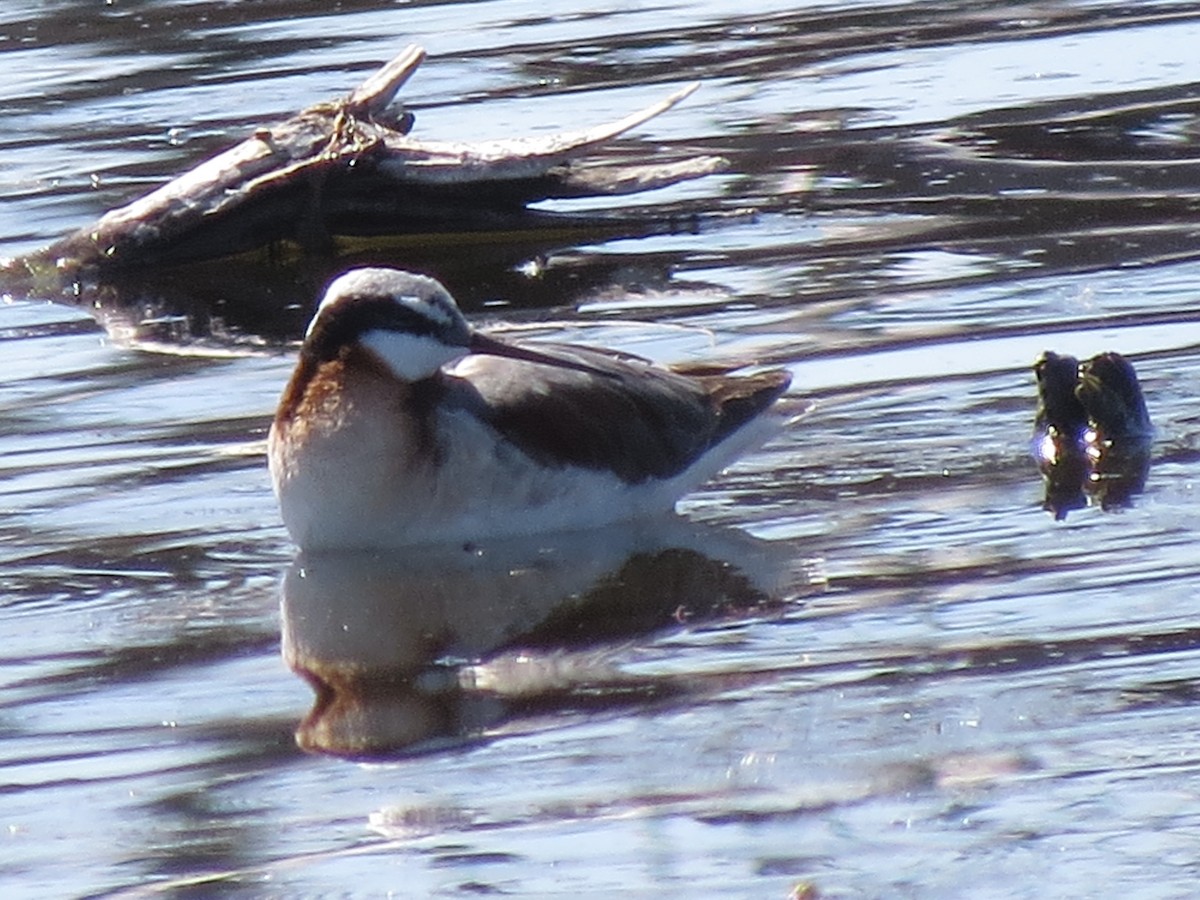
[4,2,1200,897]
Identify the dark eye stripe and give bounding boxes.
[305,294,448,361]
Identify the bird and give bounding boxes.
[268,267,793,550]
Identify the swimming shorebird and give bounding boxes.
[268,268,793,550]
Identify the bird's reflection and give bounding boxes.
[281,517,815,758]
[278,520,816,763]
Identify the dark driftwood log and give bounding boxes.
[26,45,724,276]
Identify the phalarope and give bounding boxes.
[268,268,792,550]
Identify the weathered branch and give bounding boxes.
[29,45,723,274]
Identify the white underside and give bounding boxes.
[270,400,783,552]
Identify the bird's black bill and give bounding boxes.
[468,332,619,378]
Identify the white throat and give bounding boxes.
[359,329,466,382]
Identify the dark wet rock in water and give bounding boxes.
[1034,350,1088,444]
[1033,350,1152,519]
[1076,351,1154,441]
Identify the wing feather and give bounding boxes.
[443,340,790,483]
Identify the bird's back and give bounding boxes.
[445,341,792,485]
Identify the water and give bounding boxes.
[3,1,1200,897]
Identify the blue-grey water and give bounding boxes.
[3,2,1200,897]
